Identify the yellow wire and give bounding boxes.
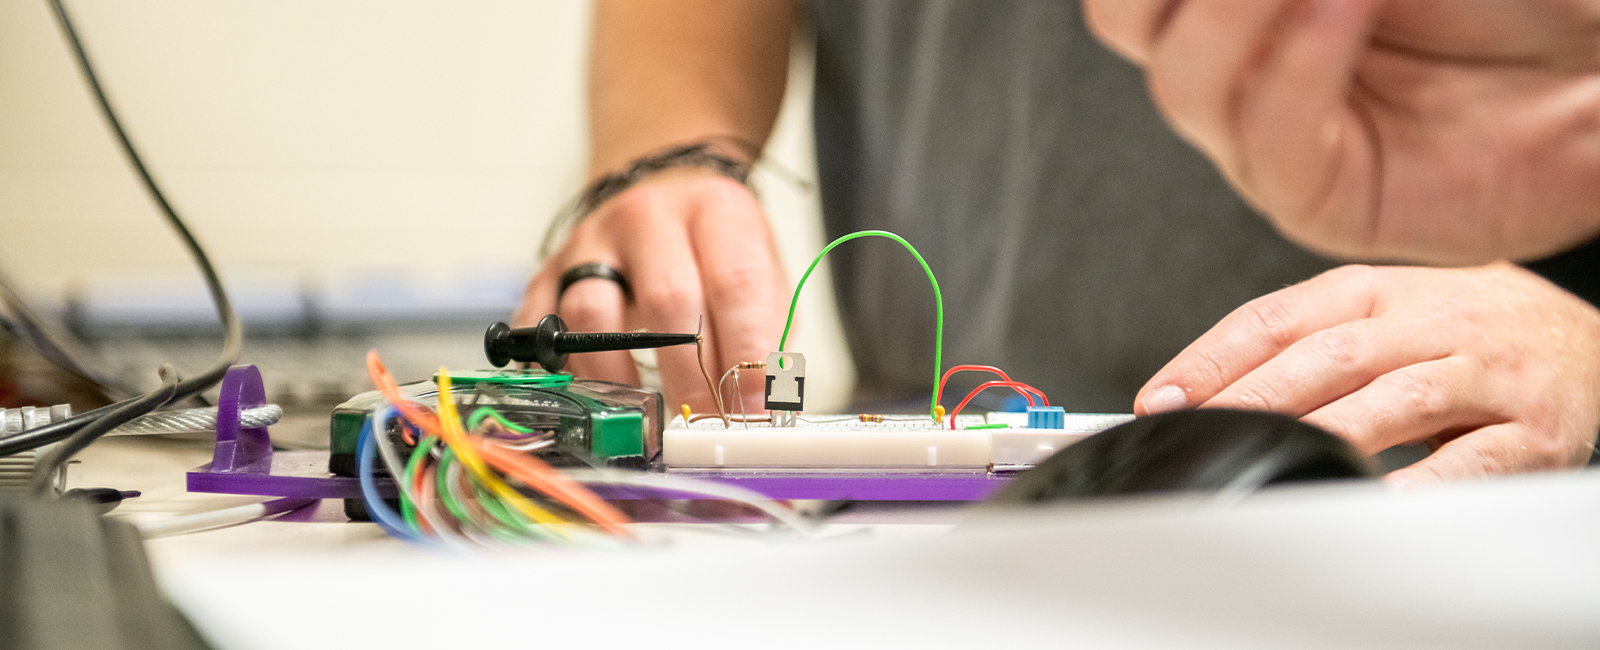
[433,369,571,528]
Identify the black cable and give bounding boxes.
[0,405,116,457]
[30,366,178,496]
[0,0,247,468]
[0,267,132,399]
[45,0,243,402]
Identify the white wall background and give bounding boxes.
[0,0,855,410]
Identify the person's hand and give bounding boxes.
[1083,0,1600,264]
[517,170,786,414]
[1135,263,1600,486]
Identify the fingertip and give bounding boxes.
[511,300,541,328]
[1140,384,1190,415]
[1384,458,1447,491]
[517,268,562,328]
[1381,471,1414,491]
[1382,467,1439,492]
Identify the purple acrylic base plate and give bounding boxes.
[188,450,395,499]
[189,452,1007,502]
[187,365,1009,503]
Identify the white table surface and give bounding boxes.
[68,433,1600,650]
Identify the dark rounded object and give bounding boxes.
[482,315,570,372]
[989,408,1377,504]
[530,314,570,372]
[484,321,513,368]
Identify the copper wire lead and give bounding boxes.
[695,331,729,428]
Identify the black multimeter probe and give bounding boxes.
[484,314,699,373]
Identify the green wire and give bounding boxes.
[441,448,552,541]
[434,446,476,530]
[437,450,528,543]
[474,478,544,540]
[467,407,533,434]
[399,436,438,531]
[778,230,944,418]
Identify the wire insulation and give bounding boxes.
[778,231,944,419]
[29,366,179,495]
[8,0,246,469]
[948,380,1050,430]
[137,497,316,539]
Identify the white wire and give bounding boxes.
[716,366,737,427]
[564,469,816,537]
[441,458,506,543]
[137,497,314,539]
[491,438,556,452]
[718,366,757,428]
[371,401,475,551]
[734,371,748,427]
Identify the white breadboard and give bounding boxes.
[663,412,1134,470]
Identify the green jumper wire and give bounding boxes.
[777,230,944,419]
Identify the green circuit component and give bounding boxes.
[436,368,573,388]
[327,368,661,477]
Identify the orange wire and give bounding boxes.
[948,380,1049,429]
[473,440,632,537]
[367,350,632,538]
[365,351,443,440]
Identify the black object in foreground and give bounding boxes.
[990,408,1377,504]
[484,314,699,372]
[0,498,206,650]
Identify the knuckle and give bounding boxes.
[1470,440,1519,477]
[636,278,701,322]
[703,263,772,305]
[606,181,672,217]
[558,286,621,327]
[1179,344,1234,391]
[1305,328,1365,374]
[592,182,686,231]
[1410,462,1447,484]
[1226,382,1285,412]
[1239,296,1302,350]
[1389,371,1451,424]
[1519,418,1577,469]
[693,174,757,206]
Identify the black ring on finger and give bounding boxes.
[558,262,632,302]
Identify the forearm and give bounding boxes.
[588,0,798,176]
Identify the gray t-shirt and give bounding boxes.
[810,0,1339,412]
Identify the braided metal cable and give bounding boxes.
[110,405,284,436]
[0,404,282,438]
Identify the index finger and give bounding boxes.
[688,180,785,408]
[516,254,566,329]
[1135,265,1381,415]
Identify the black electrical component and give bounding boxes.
[0,497,206,650]
[484,314,698,372]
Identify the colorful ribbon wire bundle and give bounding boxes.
[358,351,812,547]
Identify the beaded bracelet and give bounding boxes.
[540,136,760,257]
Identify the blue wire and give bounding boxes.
[358,404,427,543]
